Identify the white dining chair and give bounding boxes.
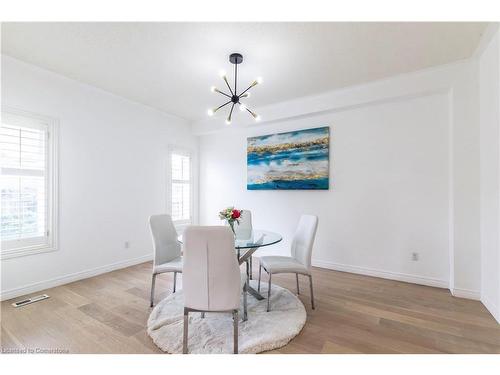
[182,226,244,354]
[149,214,183,307]
[233,209,255,280]
[234,210,252,240]
[258,214,318,312]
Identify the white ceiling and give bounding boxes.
[1,22,488,121]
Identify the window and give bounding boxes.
[1,109,58,259]
[169,150,192,225]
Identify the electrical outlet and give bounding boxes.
[124,241,130,249]
[411,252,419,261]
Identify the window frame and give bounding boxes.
[1,107,59,260]
[167,147,193,228]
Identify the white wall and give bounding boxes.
[1,55,198,300]
[196,60,481,296]
[479,27,500,323]
[200,94,450,286]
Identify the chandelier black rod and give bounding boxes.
[234,62,237,94]
[238,83,254,97]
[245,107,256,117]
[228,103,235,119]
[215,100,232,112]
[223,75,234,96]
[216,90,232,99]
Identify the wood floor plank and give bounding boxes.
[2,262,499,354]
[52,305,155,353]
[78,303,144,337]
[321,341,362,354]
[1,326,22,350]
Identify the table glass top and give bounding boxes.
[234,230,282,249]
[178,229,282,249]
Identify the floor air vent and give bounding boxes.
[12,294,50,308]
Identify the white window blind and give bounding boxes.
[170,151,191,224]
[1,110,57,257]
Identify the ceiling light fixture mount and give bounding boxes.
[208,53,261,124]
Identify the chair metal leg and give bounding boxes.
[309,274,315,310]
[296,273,300,295]
[233,310,239,354]
[258,264,262,292]
[243,282,248,321]
[183,308,189,354]
[249,256,253,280]
[201,312,205,318]
[150,273,157,307]
[246,260,250,287]
[267,273,272,312]
[173,271,177,293]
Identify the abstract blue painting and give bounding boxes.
[247,126,330,190]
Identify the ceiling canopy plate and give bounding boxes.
[229,53,243,64]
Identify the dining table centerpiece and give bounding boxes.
[219,207,243,237]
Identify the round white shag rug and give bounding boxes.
[147,280,306,354]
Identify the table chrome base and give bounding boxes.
[247,285,265,300]
[241,249,266,302]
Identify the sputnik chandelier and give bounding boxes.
[207,53,262,124]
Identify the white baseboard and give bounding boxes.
[0,254,153,301]
[312,259,449,289]
[451,288,481,300]
[481,296,500,324]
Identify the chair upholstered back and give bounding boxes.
[183,226,241,311]
[290,215,318,271]
[149,214,181,266]
[234,209,252,240]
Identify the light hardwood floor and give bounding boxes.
[2,262,500,354]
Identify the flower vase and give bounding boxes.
[228,221,236,238]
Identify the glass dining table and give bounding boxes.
[178,229,283,301]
